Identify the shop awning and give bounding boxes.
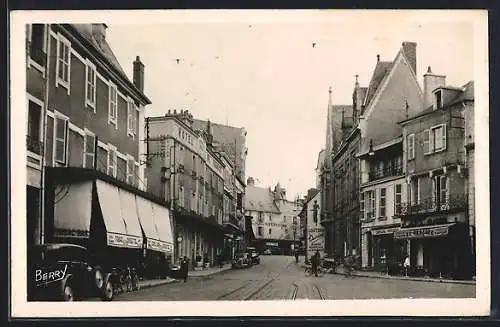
[53,181,93,239]
[151,203,174,254]
[135,194,160,246]
[96,180,140,248]
[394,223,456,240]
[118,188,143,249]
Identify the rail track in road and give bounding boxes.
[313,284,326,300]
[290,283,299,300]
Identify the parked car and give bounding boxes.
[27,243,114,301]
[231,252,252,269]
[263,249,272,255]
[246,247,260,265]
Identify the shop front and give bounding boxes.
[45,167,174,279]
[369,226,405,272]
[394,222,471,279]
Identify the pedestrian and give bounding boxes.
[181,256,189,283]
[312,250,320,277]
[403,255,410,277]
[294,249,299,264]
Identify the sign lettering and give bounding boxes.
[34,264,67,287]
[307,227,325,253]
[371,227,400,236]
[394,226,450,240]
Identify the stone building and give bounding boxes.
[397,70,474,279]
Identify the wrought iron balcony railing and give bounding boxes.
[26,134,43,155]
[368,164,403,182]
[400,194,467,216]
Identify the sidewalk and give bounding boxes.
[189,264,232,277]
[137,277,177,289]
[300,264,475,285]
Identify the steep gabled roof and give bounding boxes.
[245,186,281,213]
[363,61,393,110]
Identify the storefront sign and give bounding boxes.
[147,239,174,253]
[107,233,142,248]
[266,242,279,247]
[394,225,451,240]
[371,227,400,236]
[53,229,90,239]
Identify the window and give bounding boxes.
[126,155,135,185]
[407,134,415,160]
[379,188,386,217]
[412,179,420,205]
[83,130,96,169]
[127,100,137,137]
[55,34,71,91]
[439,176,448,204]
[27,100,42,154]
[394,184,402,215]
[269,215,272,222]
[85,61,96,109]
[258,212,263,223]
[179,186,185,207]
[28,24,46,68]
[424,124,447,154]
[107,145,117,177]
[360,192,365,220]
[54,115,68,164]
[435,90,442,109]
[108,83,118,127]
[268,228,272,235]
[258,227,263,237]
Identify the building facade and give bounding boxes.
[26,24,177,276]
[146,111,243,266]
[245,178,300,254]
[397,72,474,279]
[302,190,324,260]
[358,137,407,270]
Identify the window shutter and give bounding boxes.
[423,129,430,154]
[432,177,436,208]
[442,124,447,150]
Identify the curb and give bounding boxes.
[137,278,178,290]
[189,266,232,278]
[300,264,475,285]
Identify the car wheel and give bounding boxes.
[94,268,104,290]
[101,277,114,301]
[62,283,74,302]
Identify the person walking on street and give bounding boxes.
[403,255,411,277]
[294,249,299,264]
[312,250,321,277]
[181,256,189,283]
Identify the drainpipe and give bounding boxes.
[39,24,51,245]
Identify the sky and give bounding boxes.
[105,11,476,200]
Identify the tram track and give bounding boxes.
[313,284,326,300]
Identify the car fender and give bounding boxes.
[60,274,74,300]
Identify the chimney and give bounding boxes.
[423,66,446,109]
[402,41,417,74]
[247,177,255,187]
[133,56,145,93]
[91,24,107,46]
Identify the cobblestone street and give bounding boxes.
[115,256,475,301]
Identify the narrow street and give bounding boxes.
[115,255,475,301]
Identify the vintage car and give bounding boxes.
[246,247,261,265]
[262,249,272,255]
[231,252,252,269]
[27,243,114,301]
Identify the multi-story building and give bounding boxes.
[245,178,300,254]
[358,136,407,270]
[192,119,248,182]
[26,24,176,272]
[396,69,474,279]
[146,111,242,266]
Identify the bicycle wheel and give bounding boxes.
[305,267,312,276]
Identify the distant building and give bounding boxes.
[245,178,301,254]
[192,119,248,182]
[397,70,474,279]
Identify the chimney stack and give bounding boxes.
[91,24,107,46]
[133,56,145,93]
[402,41,417,75]
[423,66,446,109]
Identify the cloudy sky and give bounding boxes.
[104,11,477,200]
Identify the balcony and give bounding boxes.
[26,134,43,155]
[400,194,467,216]
[368,164,403,182]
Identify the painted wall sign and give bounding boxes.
[307,227,325,252]
[107,233,143,248]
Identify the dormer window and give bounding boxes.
[434,90,442,110]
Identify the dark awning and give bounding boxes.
[394,223,455,240]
